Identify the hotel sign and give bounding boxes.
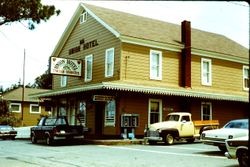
[50,57,82,76]
[93,95,114,102]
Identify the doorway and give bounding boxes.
[95,102,104,137]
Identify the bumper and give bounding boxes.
[200,139,225,146]
[144,136,163,141]
[53,135,84,140]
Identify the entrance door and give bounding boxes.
[95,103,104,136]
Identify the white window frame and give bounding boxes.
[105,48,115,77]
[80,12,87,24]
[85,54,93,82]
[10,103,21,113]
[60,75,67,87]
[201,102,212,120]
[148,99,162,125]
[104,100,116,127]
[30,104,41,114]
[243,65,249,91]
[201,58,212,86]
[150,50,162,80]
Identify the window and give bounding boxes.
[150,50,162,80]
[105,48,114,77]
[201,102,212,120]
[78,101,86,126]
[30,104,41,114]
[201,58,212,86]
[243,65,249,90]
[80,12,87,24]
[105,100,116,126]
[61,76,67,87]
[148,99,162,124]
[10,103,21,113]
[85,54,93,82]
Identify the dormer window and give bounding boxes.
[80,12,87,24]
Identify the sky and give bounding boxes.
[0,0,249,90]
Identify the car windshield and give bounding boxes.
[166,115,179,121]
[224,120,248,129]
[0,126,13,131]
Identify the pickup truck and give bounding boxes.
[144,112,219,145]
[30,116,84,145]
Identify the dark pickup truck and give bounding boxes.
[30,116,84,145]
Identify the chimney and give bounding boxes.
[181,20,191,88]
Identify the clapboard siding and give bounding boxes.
[191,55,247,95]
[53,13,121,89]
[121,43,180,87]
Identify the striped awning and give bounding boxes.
[30,82,249,102]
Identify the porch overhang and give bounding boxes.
[30,82,248,103]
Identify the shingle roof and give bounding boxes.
[2,87,50,102]
[83,3,248,60]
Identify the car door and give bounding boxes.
[179,115,194,137]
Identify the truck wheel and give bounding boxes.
[164,134,174,145]
[186,138,195,143]
[46,136,53,146]
[31,134,37,144]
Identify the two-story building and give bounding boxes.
[32,3,249,139]
[2,87,50,126]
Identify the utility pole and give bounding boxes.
[21,49,25,126]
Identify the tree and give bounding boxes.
[32,69,52,89]
[0,98,20,126]
[0,0,60,29]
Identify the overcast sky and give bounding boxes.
[0,0,249,90]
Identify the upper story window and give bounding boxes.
[150,50,162,80]
[201,102,212,120]
[105,100,116,127]
[201,58,212,86]
[243,65,249,91]
[80,12,87,24]
[30,104,41,114]
[10,103,21,113]
[105,48,114,77]
[60,76,67,87]
[85,54,93,82]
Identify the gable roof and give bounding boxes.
[52,3,248,63]
[2,87,50,102]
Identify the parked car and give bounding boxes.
[200,119,248,152]
[0,125,17,140]
[225,135,248,167]
[30,116,84,145]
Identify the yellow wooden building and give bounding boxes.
[2,87,50,126]
[32,3,249,139]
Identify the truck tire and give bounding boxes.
[46,136,53,146]
[186,138,195,143]
[164,134,174,145]
[31,134,37,144]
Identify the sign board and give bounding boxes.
[93,95,114,102]
[50,57,82,76]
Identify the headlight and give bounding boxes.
[228,135,233,139]
[157,129,162,133]
[201,133,205,138]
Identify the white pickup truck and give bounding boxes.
[144,112,219,145]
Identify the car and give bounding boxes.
[200,119,248,152]
[225,135,248,167]
[0,125,17,140]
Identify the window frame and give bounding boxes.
[201,58,212,86]
[60,75,67,87]
[85,54,93,82]
[105,48,115,78]
[80,12,87,24]
[104,100,116,127]
[148,99,162,125]
[201,102,212,120]
[243,65,249,91]
[10,103,21,113]
[150,50,162,80]
[30,104,41,114]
